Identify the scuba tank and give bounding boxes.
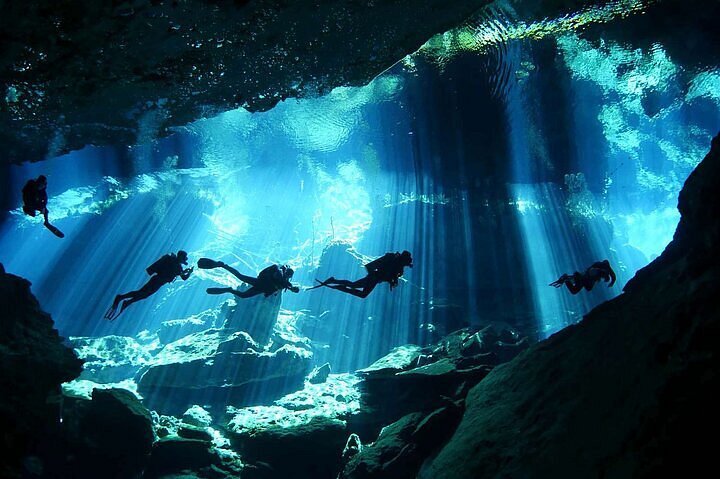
[146,254,176,276]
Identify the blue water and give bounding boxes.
[1,25,719,380]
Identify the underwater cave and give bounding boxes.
[1,0,719,478]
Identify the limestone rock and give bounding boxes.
[233,416,348,479]
[177,425,214,443]
[308,362,332,384]
[69,335,153,383]
[182,406,213,428]
[59,388,154,478]
[357,345,424,375]
[223,289,282,344]
[158,307,224,344]
[340,403,463,479]
[144,438,219,478]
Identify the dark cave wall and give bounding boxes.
[0,266,83,478]
[0,0,492,164]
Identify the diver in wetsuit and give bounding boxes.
[199,258,300,299]
[21,175,64,238]
[550,259,616,294]
[105,250,193,320]
[315,250,413,298]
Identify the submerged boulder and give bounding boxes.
[59,388,154,478]
[308,362,332,384]
[234,416,348,479]
[225,373,360,478]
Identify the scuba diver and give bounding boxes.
[550,259,617,294]
[104,250,193,320]
[315,250,413,298]
[21,175,64,238]
[198,258,300,299]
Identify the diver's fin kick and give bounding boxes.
[44,222,65,238]
[307,279,330,290]
[207,287,232,295]
[197,258,225,269]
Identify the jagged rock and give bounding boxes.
[308,362,332,384]
[0,268,83,478]
[144,438,219,478]
[351,327,529,438]
[420,134,720,478]
[62,378,140,400]
[340,403,464,479]
[59,388,154,478]
[357,345,424,375]
[232,416,348,479]
[341,434,363,464]
[182,406,213,428]
[216,330,260,354]
[69,335,153,383]
[177,426,213,443]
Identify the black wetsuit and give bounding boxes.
[22,179,48,220]
[107,254,191,319]
[208,263,296,299]
[320,252,410,298]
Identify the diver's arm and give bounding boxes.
[180,267,194,280]
[282,278,300,293]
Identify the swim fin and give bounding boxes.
[198,258,224,269]
[207,287,231,295]
[103,305,116,321]
[45,222,65,238]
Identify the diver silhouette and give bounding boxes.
[550,259,617,294]
[198,258,300,299]
[104,250,193,320]
[315,250,413,298]
[21,175,64,238]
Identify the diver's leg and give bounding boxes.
[206,286,263,299]
[326,285,370,298]
[207,287,233,295]
[221,264,259,286]
[326,279,378,298]
[326,277,369,288]
[583,277,597,292]
[117,276,166,312]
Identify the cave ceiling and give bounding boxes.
[1,0,717,165]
